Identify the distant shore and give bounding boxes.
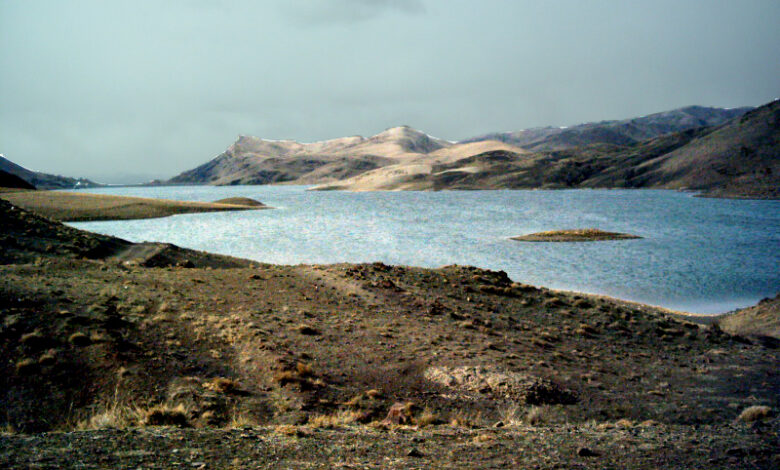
[0,189,268,222]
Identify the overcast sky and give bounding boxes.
[1,0,778,183]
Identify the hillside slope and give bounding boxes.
[0,155,101,190]
[0,170,36,190]
[321,100,779,197]
[464,105,752,151]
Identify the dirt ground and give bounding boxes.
[1,198,778,469]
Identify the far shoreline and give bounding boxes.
[0,189,269,222]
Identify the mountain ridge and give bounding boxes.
[167,102,777,198]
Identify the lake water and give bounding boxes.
[67,186,780,314]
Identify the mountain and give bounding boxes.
[169,126,529,186]
[0,155,101,190]
[168,102,775,198]
[318,100,779,196]
[463,106,752,151]
[0,170,36,190]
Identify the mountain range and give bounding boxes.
[169,101,778,198]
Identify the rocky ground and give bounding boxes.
[1,198,778,469]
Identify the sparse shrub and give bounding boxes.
[737,405,774,423]
[449,409,482,428]
[225,408,261,428]
[15,358,37,375]
[203,377,240,394]
[37,350,57,366]
[274,424,307,437]
[473,433,495,443]
[497,403,524,427]
[141,404,190,427]
[20,330,56,350]
[68,332,91,347]
[416,407,442,427]
[576,323,599,336]
[273,362,322,390]
[80,406,138,430]
[307,410,364,428]
[525,405,551,425]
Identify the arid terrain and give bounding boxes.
[1,197,778,469]
[166,100,778,199]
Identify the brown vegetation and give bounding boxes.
[511,228,642,242]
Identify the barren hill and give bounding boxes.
[0,155,100,190]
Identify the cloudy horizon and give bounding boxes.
[1,0,778,183]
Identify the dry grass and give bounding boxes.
[307,410,364,428]
[736,405,774,423]
[449,409,483,428]
[273,362,323,390]
[497,403,524,427]
[140,403,190,427]
[525,406,555,425]
[274,424,310,437]
[203,377,240,394]
[225,408,261,429]
[416,407,442,427]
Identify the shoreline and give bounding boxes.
[0,189,269,222]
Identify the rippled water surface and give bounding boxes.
[68,186,780,314]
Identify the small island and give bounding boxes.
[511,228,642,242]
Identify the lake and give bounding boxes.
[67,186,780,314]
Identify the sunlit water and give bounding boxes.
[67,186,780,314]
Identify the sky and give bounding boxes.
[1,0,778,183]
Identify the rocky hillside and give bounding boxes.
[319,100,779,197]
[0,155,100,190]
[463,105,752,151]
